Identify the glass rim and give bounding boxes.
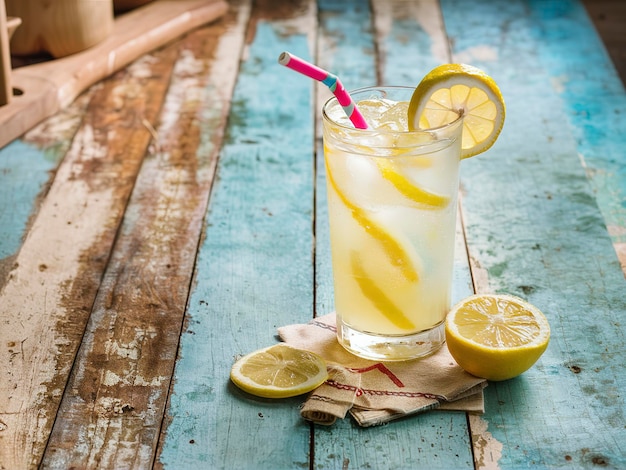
[322,85,464,135]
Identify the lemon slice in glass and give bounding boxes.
[408,63,505,159]
[350,252,416,330]
[230,344,328,398]
[445,294,550,381]
[325,156,420,282]
[375,158,449,209]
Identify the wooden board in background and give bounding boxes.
[535,0,626,273]
[0,0,227,149]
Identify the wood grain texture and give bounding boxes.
[441,0,626,467]
[527,0,626,274]
[0,90,96,470]
[312,0,475,468]
[157,0,318,468]
[41,16,236,467]
[0,90,93,304]
[372,0,449,84]
[1,1,623,468]
[0,49,173,468]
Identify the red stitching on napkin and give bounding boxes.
[325,380,442,400]
[348,363,405,388]
[311,319,337,333]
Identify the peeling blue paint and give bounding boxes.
[527,0,626,242]
[442,0,626,467]
[160,21,315,469]
[0,140,58,260]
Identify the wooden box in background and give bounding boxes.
[6,0,114,58]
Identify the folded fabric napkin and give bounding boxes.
[278,313,487,427]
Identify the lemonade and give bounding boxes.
[279,53,506,362]
[322,86,463,360]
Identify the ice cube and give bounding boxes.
[376,102,410,131]
[356,98,395,126]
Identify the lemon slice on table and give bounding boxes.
[230,344,328,398]
[445,294,550,381]
[408,63,505,159]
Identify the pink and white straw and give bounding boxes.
[278,51,369,129]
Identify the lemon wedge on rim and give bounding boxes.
[230,344,328,398]
[445,294,550,381]
[408,63,505,159]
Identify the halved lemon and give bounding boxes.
[445,294,550,381]
[408,63,505,158]
[230,344,328,398]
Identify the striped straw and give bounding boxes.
[278,51,369,129]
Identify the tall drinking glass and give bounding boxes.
[322,86,463,361]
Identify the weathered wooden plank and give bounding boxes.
[0,142,52,268]
[0,44,177,470]
[0,92,93,470]
[372,0,449,84]
[441,0,626,467]
[526,0,626,274]
[0,93,89,283]
[157,0,318,468]
[41,8,245,468]
[311,1,477,468]
[313,0,377,331]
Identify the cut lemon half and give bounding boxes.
[408,63,505,159]
[445,294,550,381]
[230,344,328,398]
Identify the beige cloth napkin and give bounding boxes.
[278,313,487,427]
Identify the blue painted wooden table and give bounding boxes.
[1,0,624,468]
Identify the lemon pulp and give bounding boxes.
[408,63,505,158]
[445,294,550,381]
[230,344,328,398]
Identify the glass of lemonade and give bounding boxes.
[322,86,463,361]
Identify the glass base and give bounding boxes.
[337,321,446,361]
